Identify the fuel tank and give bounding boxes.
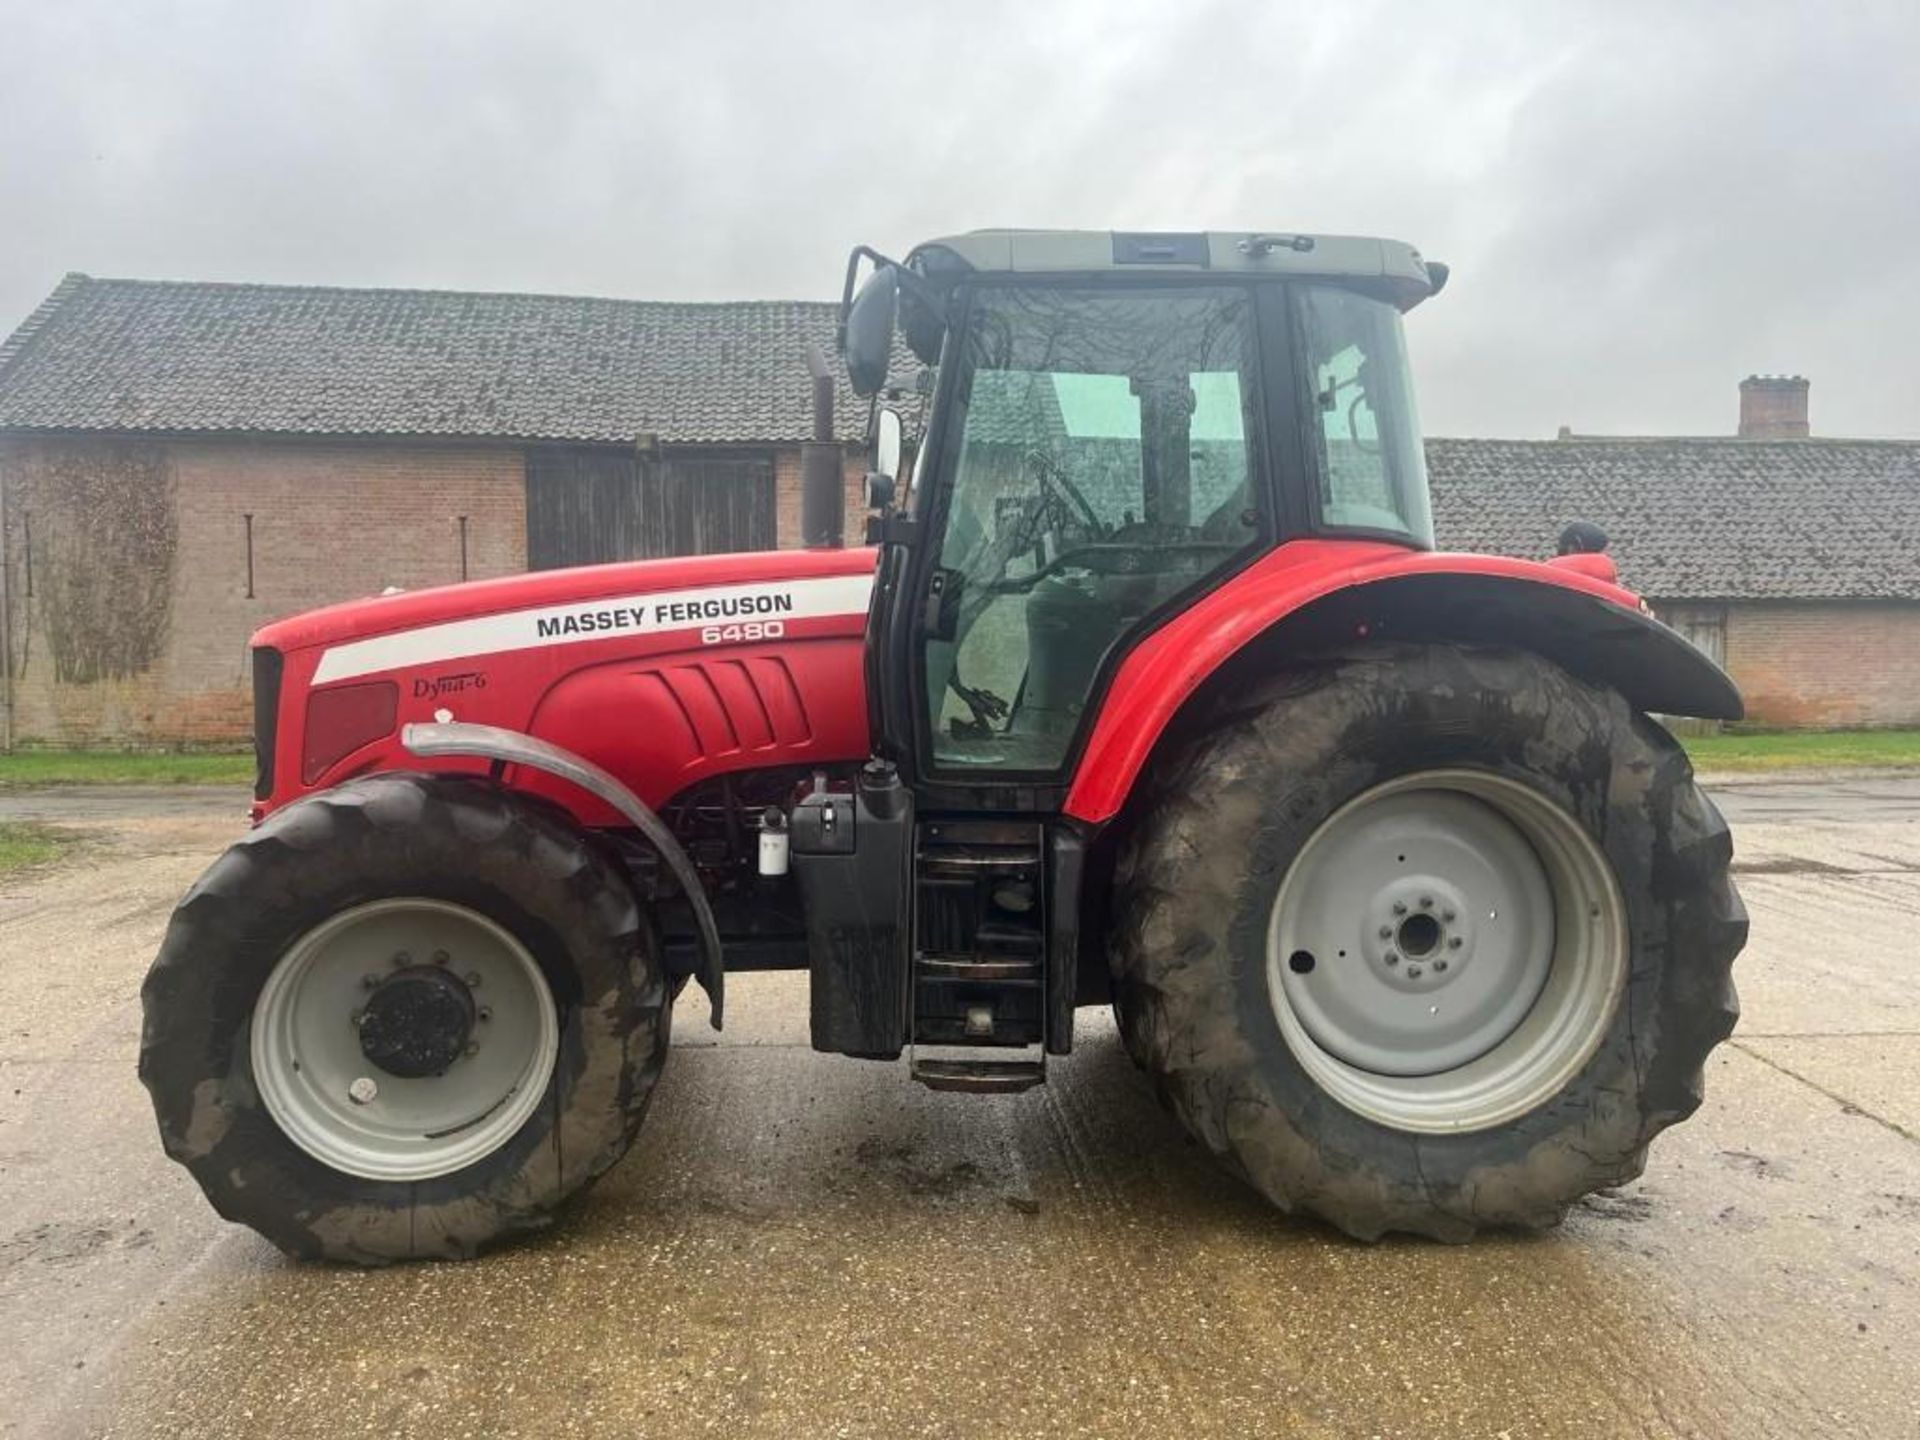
[250,547,878,823]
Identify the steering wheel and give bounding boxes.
[1022,447,1106,539]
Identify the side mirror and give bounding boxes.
[843,265,898,398]
[867,407,903,511]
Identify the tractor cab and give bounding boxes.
[813,231,1456,1089]
[841,231,1447,800]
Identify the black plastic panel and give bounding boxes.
[797,768,914,1056]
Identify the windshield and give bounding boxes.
[1297,284,1433,543]
[923,285,1263,772]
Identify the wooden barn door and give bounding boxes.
[641,456,775,557]
[525,445,646,569]
[526,447,773,568]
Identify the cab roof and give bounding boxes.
[905,229,1446,308]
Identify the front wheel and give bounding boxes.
[1111,643,1746,1240]
[139,772,668,1264]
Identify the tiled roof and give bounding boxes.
[6,276,1915,602]
[1428,437,1920,601]
[0,274,884,445]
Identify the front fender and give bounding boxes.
[1062,541,1741,825]
[402,721,727,1029]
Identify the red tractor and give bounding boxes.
[140,230,1746,1263]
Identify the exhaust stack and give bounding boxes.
[800,344,844,548]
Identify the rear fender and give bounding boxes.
[1063,547,1742,826]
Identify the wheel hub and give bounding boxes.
[1368,876,1477,992]
[358,965,477,1078]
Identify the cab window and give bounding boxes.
[924,286,1262,773]
[1297,285,1434,544]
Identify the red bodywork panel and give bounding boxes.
[255,536,1658,832]
[1061,539,1646,824]
[252,547,879,824]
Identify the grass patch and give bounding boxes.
[0,821,72,875]
[0,750,253,787]
[1683,728,1920,773]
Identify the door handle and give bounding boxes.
[923,568,966,642]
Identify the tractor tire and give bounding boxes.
[139,771,668,1264]
[1110,643,1745,1241]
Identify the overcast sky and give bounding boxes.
[3,0,1916,438]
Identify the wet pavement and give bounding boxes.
[2,778,1918,1438]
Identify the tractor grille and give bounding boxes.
[251,645,283,801]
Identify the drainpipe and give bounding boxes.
[799,344,843,548]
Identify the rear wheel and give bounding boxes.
[140,772,668,1264]
[1111,643,1745,1240]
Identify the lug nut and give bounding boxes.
[1407,965,1423,979]
[1442,908,1456,922]
[391,950,411,967]
[1378,925,1394,939]
[1392,901,1408,916]
[1384,952,1399,966]
[478,1007,492,1023]
[1419,896,1433,909]
[362,973,382,989]
[464,1042,481,1058]
[1434,960,1449,973]
[348,1077,378,1105]
[1448,936,1464,949]
[433,950,451,966]
[465,971,482,988]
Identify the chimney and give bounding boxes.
[1738,374,1809,439]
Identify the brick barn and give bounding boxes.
[0,275,878,748]
[2,273,1915,747]
[1428,377,1920,729]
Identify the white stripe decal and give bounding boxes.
[311,573,875,684]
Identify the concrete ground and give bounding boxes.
[1,778,1917,1439]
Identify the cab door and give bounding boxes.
[901,282,1272,799]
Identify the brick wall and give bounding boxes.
[7,432,1912,745]
[2,435,526,747]
[1721,600,1920,728]
[0,433,874,748]
[772,445,870,550]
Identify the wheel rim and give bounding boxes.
[1267,769,1627,1134]
[251,898,560,1181]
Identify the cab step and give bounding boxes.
[910,1044,1046,1094]
[911,1058,1046,1094]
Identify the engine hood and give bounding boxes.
[253,546,879,656]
